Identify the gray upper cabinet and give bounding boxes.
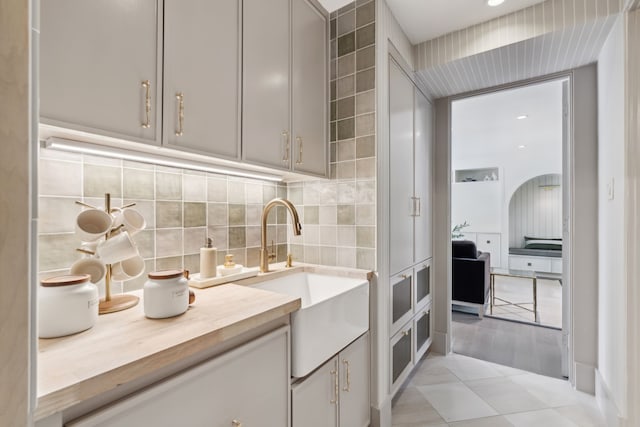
[243,0,328,176]
[163,0,240,159]
[40,0,161,145]
[292,0,328,176]
[242,0,291,170]
[414,89,433,262]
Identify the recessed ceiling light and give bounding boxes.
[518,145,526,149]
[517,115,528,120]
[487,0,505,6]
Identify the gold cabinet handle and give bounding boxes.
[402,329,410,337]
[296,136,303,164]
[141,80,151,128]
[400,274,409,279]
[175,92,184,136]
[416,196,421,217]
[330,360,339,404]
[282,131,290,162]
[232,420,242,427]
[342,359,351,392]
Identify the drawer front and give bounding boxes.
[414,306,431,361]
[414,260,431,311]
[390,323,413,394]
[509,255,551,272]
[391,270,413,334]
[477,233,500,267]
[550,258,563,273]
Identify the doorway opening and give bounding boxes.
[449,77,570,379]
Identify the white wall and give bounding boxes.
[596,14,627,422]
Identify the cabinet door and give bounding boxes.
[40,0,160,144]
[414,260,431,311]
[68,328,289,427]
[339,333,370,427]
[243,0,291,170]
[476,233,501,267]
[163,0,240,159]
[414,306,432,362]
[390,323,413,395]
[292,357,339,427]
[414,89,433,262]
[389,59,415,275]
[391,270,413,335]
[292,0,328,176]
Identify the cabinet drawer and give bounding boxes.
[508,255,551,272]
[391,271,413,335]
[390,322,413,395]
[68,328,289,427]
[414,305,432,362]
[550,258,563,273]
[414,260,431,311]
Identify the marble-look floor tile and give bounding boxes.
[409,364,461,386]
[507,373,580,407]
[417,382,498,422]
[554,404,606,427]
[504,408,579,427]
[449,415,515,427]
[392,386,447,426]
[464,376,548,414]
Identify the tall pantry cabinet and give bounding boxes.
[388,57,434,395]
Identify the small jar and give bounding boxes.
[144,270,191,319]
[38,274,99,338]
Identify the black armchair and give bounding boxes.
[452,240,490,318]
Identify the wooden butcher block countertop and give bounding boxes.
[36,283,301,420]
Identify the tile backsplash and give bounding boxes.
[289,0,376,271]
[38,149,288,292]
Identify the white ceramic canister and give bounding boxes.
[38,274,99,338]
[143,270,193,319]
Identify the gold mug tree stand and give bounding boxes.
[76,193,140,314]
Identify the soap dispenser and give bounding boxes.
[200,237,217,279]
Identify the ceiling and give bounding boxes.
[317,0,353,13]
[452,78,564,161]
[384,0,547,44]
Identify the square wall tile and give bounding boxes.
[132,229,155,259]
[337,9,355,36]
[263,184,277,203]
[356,45,375,71]
[84,164,122,198]
[304,206,319,225]
[124,199,155,229]
[207,177,227,202]
[356,158,376,179]
[337,53,356,78]
[228,227,246,249]
[337,75,355,99]
[184,202,206,227]
[183,173,207,202]
[246,204,262,226]
[207,226,228,250]
[245,182,263,204]
[337,96,355,120]
[156,201,182,228]
[156,229,183,258]
[337,118,355,140]
[228,204,246,226]
[356,1,375,27]
[319,205,337,225]
[356,68,375,93]
[156,256,183,271]
[38,233,78,272]
[356,23,375,49]
[356,135,375,158]
[228,180,246,204]
[356,225,375,248]
[338,139,356,161]
[38,197,81,234]
[337,31,355,56]
[156,172,182,200]
[184,254,200,275]
[184,227,207,255]
[208,203,227,226]
[356,248,375,270]
[39,159,82,197]
[356,90,375,115]
[123,168,154,200]
[338,204,356,225]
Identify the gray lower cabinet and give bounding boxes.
[66,328,290,427]
[292,332,370,427]
[162,0,240,159]
[243,0,328,176]
[40,0,161,145]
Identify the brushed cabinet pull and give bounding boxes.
[175,92,184,136]
[342,359,351,392]
[282,131,290,162]
[402,329,410,337]
[296,136,303,164]
[400,274,409,279]
[416,197,421,217]
[141,80,151,128]
[232,420,242,427]
[330,360,339,404]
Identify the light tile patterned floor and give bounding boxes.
[392,353,605,427]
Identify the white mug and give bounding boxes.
[96,231,138,264]
[111,255,145,281]
[75,209,113,242]
[70,257,106,284]
[113,208,146,236]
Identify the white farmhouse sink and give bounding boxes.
[253,272,369,378]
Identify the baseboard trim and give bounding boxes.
[595,369,625,427]
[574,361,596,394]
[370,396,392,427]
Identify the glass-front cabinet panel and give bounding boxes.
[415,260,432,310]
[391,270,413,335]
[414,306,432,361]
[390,324,413,394]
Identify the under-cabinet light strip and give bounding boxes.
[42,137,283,182]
